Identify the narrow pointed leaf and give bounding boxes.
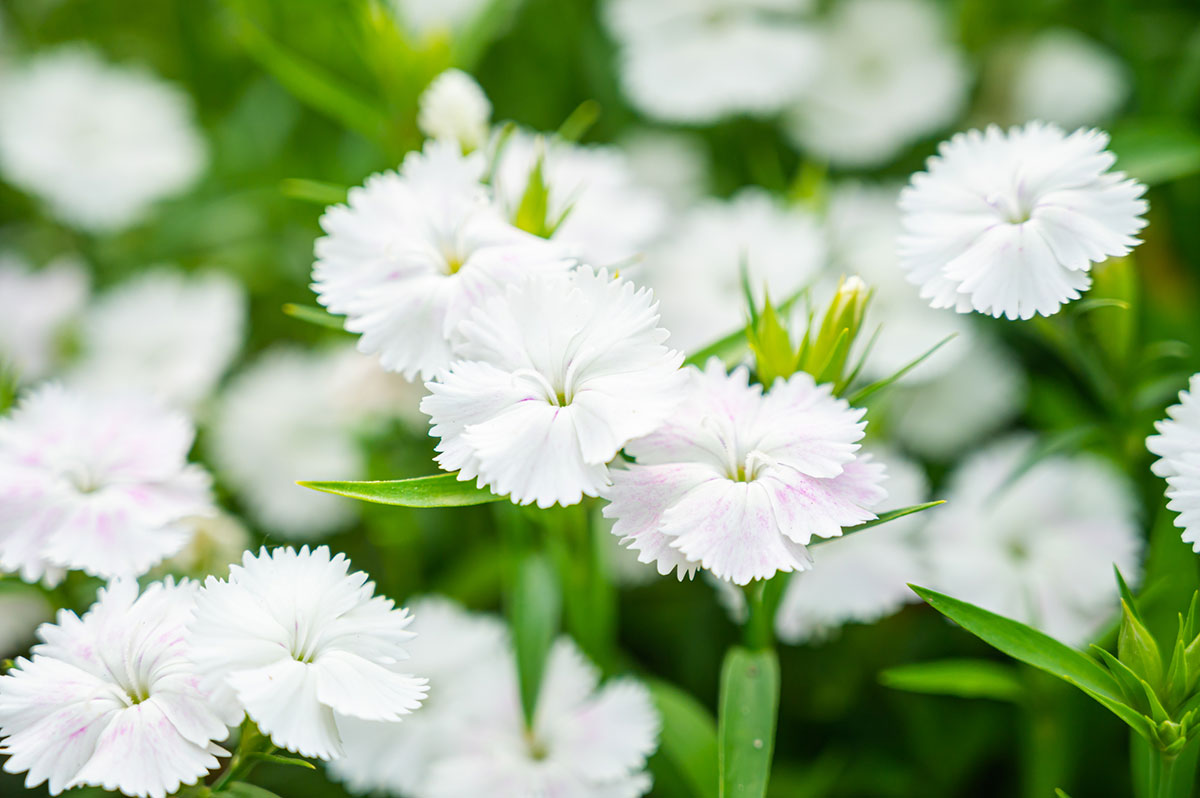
[718,646,780,798]
[246,752,317,770]
[282,303,346,331]
[648,679,719,798]
[846,334,956,405]
[879,659,1023,702]
[299,474,504,507]
[223,784,284,798]
[280,178,348,206]
[511,553,561,726]
[1092,645,1152,711]
[557,100,600,142]
[821,501,945,541]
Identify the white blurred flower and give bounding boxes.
[158,512,250,578]
[70,268,245,410]
[617,129,709,208]
[0,254,88,383]
[189,546,427,761]
[314,141,570,379]
[0,384,214,583]
[785,0,968,167]
[1010,29,1129,129]
[329,347,431,431]
[422,268,685,509]
[1147,375,1200,551]
[603,0,820,124]
[604,359,886,585]
[421,639,659,798]
[390,0,492,38]
[0,591,51,659]
[644,189,826,353]
[898,122,1148,320]
[0,579,236,798]
[493,130,670,268]
[0,47,206,233]
[775,449,929,644]
[418,69,491,152]
[209,346,366,539]
[330,597,507,795]
[924,436,1141,646]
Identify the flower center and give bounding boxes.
[62,459,103,494]
[701,418,771,482]
[513,368,574,408]
[986,184,1035,225]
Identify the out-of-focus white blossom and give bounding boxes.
[70,268,245,410]
[418,69,492,152]
[390,0,493,39]
[603,0,821,124]
[0,385,214,583]
[158,512,250,579]
[1148,375,1200,551]
[423,268,684,509]
[924,436,1141,646]
[0,591,51,660]
[0,254,88,383]
[899,122,1148,320]
[1010,29,1129,129]
[617,129,710,208]
[0,579,237,798]
[0,47,206,232]
[189,546,427,761]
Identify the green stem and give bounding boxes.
[1152,751,1177,798]
[210,721,274,792]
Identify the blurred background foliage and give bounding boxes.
[3,0,1200,795]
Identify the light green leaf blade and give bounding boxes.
[511,553,561,726]
[718,646,780,798]
[821,501,945,542]
[847,334,956,405]
[648,679,720,798]
[280,178,348,206]
[299,473,504,508]
[222,784,284,798]
[879,658,1024,702]
[282,303,346,331]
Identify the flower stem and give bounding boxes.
[210,720,274,793]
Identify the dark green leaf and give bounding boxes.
[718,646,780,798]
[298,473,504,508]
[511,553,561,726]
[648,679,720,798]
[879,658,1024,702]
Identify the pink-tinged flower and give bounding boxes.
[0,384,214,584]
[603,359,886,585]
[188,546,427,761]
[0,579,236,798]
[898,122,1148,319]
[421,267,685,509]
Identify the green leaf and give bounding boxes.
[1055,790,1073,798]
[221,784,284,798]
[279,178,348,206]
[846,334,957,405]
[246,752,316,770]
[1110,120,1200,186]
[1119,599,1165,693]
[648,679,720,798]
[298,473,504,508]
[282,303,346,331]
[909,586,1146,734]
[514,145,551,236]
[718,646,780,798]
[511,553,561,726]
[879,658,1024,702]
[822,501,945,541]
[557,100,601,143]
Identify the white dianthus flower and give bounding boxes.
[420,639,659,798]
[422,268,685,509]
[0,579,237,798]
[603,359,887,585]
[898,122,1148,320]
[616,129,710,209]
[1010,29,1129,129]
[785,0,968,167]
[924,436,1142,646]
[209,346,366,539]
[603,0,820,124]
[0,385,214,583]
[0,47,206,233]
[1148,375,1200,551]
[189,546,427,761]
[775,450,929,644]
[313,141,570,379]
[418,69,492,152]
[390,0,492,38]
[493,130,669,268]
[0,254,88,383]
[330,597,507,795]
[643,189,826,354]
[69,268,245,410]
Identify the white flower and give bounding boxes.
[420,639,659,798]
[0,47,205,233]
[422,268,685,509]
[0,591,51,659]
[189,546,427,761]
[898,122,1148,320]
[1147,375,1200,551]
[330,597,507,795]
[69,268,245,410]
[157,512,250,578]
[329,347,432,431]
[603,0,820,123]
[418,69,491,152]
[0,384,214,583]
[924,436,1142,646]
[775,450,929,644]
[643,189,826,353]
[784,0,968,167]
[493,130,669,268]
[1009,29,1129,129]
[313,141,571,379]
[603,359,887,585]
[616,129,709,208]
[390,0,492,39]
[0,579,236,798]
[209,346,366,539]
[0,254,88,383]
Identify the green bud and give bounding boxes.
[514,140,553,237]
[1119,599,1165,694]
[746,296,799,386]
[799,275,871,387]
